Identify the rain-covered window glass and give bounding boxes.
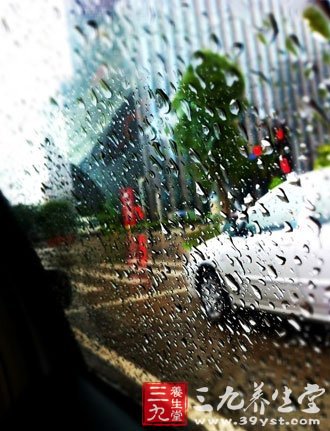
[1,0,330,429]
[248,181,304,232]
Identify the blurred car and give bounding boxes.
[185,168,330,323]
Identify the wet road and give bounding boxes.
[39,236,330,431]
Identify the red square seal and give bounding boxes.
[142,382,188,426]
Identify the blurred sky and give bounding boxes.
[0,0,72,204]
[0,0,314,205]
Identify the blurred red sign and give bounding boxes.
[120,187,137,228]
[276,127,285,141]
[137,233,148,268]
[135,205,144,221]
[253,145,263,157]
[279,156,292,174]
[120,188,145,228]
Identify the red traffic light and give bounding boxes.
[252,145,263,157]
[279,156,291,174]
[276,127,285,141]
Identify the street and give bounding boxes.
[40,233,330,431]
[3,0,330,428]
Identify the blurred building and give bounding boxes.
[62,0,330,218]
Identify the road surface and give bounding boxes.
[38,234,330,430]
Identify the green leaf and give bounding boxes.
[323,51,330,64]
[257,32,267,45]
[314,144,330,169]
[303,6,330,40]
[268,176,284,190]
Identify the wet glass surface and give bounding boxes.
[1,1,330,429]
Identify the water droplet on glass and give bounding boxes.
[261,139,273,155]
[180,99,191,121]
[224,274,240,293]
[99,79,112,98]
[229,99,239,115]
[251,285,262,300]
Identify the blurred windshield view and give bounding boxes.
[1,0,330,429]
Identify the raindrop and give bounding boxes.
[259,203,270,216]
[180,99,191,121]
[294,256,302,265]
[202,125,210,135]
[90,88,98,106]
[214,123,220,139]
[155,88,171,114]
[99,79,112,98]
[238,320,251,333]
[251,285,262,300]
[74,25,87,44]
[307,216,321,235]
[308,281,316,290]
[224,274,240,293]
[196,182,206,196]
[210,32,221,46]
[276,188,289,203]
[77,97,85,109]
[233,42,244,57]
[175,303,183,313]
[300,302,313,317]
[225,72,239,87]
[188,83,198,94]
[275,255,286,265]
[267,265,278,279]
[261,139,273,155]
[160,223,171,236]
[284,222,294,233]
[1,18,10,32]
[49,97,59,107]
[287,318,301,331]
[87,19,99,35]
[229,99,239,115]
[216,108,227,121]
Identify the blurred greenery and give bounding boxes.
[12,199,77,243]
[182,223,221,251]
[38,200,77,238]
[96,198,122,232]
[314,144,330,169]
[303,5,330,40]
[285,36,299,56]
[172,50,260,216]
[323,51,330,65]
[268,176,284,190]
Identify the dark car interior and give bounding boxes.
[0,192,144,430]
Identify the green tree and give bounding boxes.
[172,50,257,216]
[314,144,330,169]
[96,197,121,231]
[39,200,77,239]
[303,4,330,40]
